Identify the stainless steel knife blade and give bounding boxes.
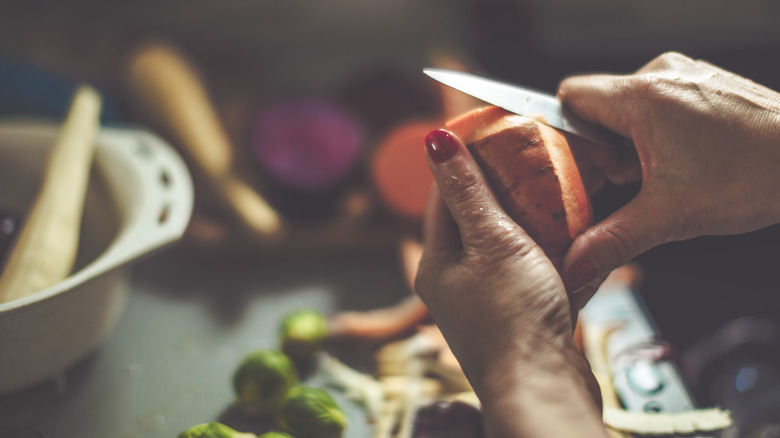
[424,68,634,152]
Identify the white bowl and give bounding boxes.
[0,121,193,394]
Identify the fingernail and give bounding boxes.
[565,259,598,293]
[425,129,459,163]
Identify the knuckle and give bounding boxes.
[658,51,691,64]
[633,53,697,96]
[630,74,670,96]
[627,74,684,113]
[649,51,692,70]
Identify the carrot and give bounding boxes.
[328,238,429,339]
[328,294,430,340]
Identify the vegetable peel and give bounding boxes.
[603,407,732,435]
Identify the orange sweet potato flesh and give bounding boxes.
[446,106,593,268]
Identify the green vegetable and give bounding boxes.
[177,422,256,438]
[278,386,348,438]
[279,309,328,361]
[258,432,295,438]
[233,349,300,413]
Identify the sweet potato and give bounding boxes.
[446,106,592,268]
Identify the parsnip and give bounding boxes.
[126,42,283,240]
[0,86,102,303]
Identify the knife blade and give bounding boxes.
[423,68,635,153]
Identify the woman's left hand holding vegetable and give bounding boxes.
[415,129,607,438]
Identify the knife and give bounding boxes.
[423,68,635,153]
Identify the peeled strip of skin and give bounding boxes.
[380,376,443,400]
[603,407,732,435]
[375,326,449,374]
[375,398,403,438]
[317,354,385,422]
[582,321,631,438]
[375,325,471,395]
[319,353,466,438]
[395,359,426,438]
[415,325,472,392]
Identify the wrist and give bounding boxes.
[473,343,607,438]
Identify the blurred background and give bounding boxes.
[1,0,780,436]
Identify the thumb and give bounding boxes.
[557,73,635,139]
[562,189,676,300]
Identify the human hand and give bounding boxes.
[558,52,780,305]
[415,129,606,438]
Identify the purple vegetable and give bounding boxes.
[412,401,484,438]
[252,99,364,193]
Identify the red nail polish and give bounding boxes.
[425,129,459,163]
[565,259,598,293]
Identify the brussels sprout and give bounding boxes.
[279,309,329,361]
[177,422,256,438]
[278,386,348,438]
[233,349,300,413]
[258,432,295,438]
